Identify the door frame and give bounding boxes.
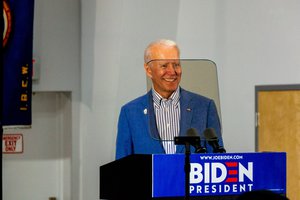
[255,84,300,151]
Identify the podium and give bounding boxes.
[100,153,286,199]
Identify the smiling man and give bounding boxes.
[115,39,224,159]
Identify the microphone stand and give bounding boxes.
[184,142,191,200]
[175,136,202,200]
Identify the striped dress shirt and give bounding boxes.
[152,87,180,154]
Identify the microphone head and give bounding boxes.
[175,128,200,146]
[203,128,226,153]
[176,128,206,153]
[203,128,218,141]
[186,128,199,137]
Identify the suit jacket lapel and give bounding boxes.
[147,91,165,153]
[147,91,160,140]
[176,88,193,153]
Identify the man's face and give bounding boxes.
[144,45,182,98]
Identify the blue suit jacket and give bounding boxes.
[115,88,224,159]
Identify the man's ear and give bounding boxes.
[144,63,152,79]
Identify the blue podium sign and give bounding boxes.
[152,152,286,198]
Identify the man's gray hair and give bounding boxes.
[144,39,180,63]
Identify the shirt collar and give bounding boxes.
[152,87,180,107]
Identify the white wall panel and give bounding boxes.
[32,0,80,92]
[3,92,72,200]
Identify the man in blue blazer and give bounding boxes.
[116,39,224,159]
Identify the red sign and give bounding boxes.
[2,134,24,153]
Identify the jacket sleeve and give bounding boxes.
[115,106,133,160]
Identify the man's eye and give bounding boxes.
[160,64,168,68]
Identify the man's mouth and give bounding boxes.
[164,78,177,82]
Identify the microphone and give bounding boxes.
[186,128,207,153]
[174,128,206,153]
[203,128,226,153]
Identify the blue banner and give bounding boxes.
[2,0,34,126]
[152,152,286,197]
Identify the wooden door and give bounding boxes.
[256,87,300,200]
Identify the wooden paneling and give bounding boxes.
[258,90,300,199]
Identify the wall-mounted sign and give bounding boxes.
[2,134,24,154]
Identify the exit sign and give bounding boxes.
[2,134,24,154]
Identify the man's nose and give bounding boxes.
[166,63,176,74]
